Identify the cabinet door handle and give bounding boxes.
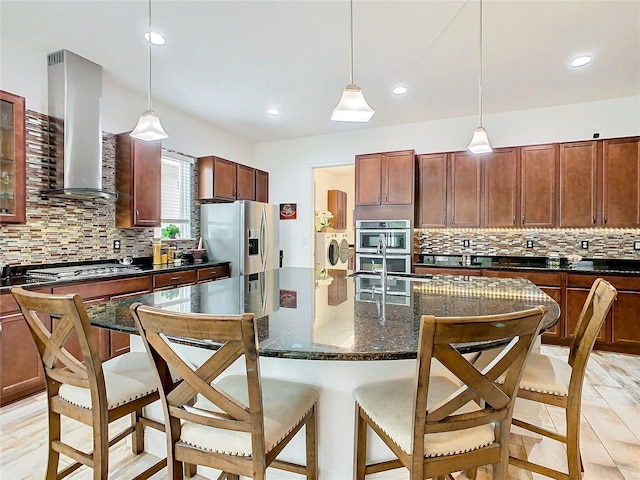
[451,215,455,223]
[593,214,597,224]
[604,213,608,224]
[135,209,140,219]
[522,215,525,224]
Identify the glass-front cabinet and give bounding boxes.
[0,90,26,224]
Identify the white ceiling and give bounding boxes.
[2,1,639,144]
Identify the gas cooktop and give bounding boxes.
[26,264,143,280]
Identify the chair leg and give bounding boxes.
[466,467,478,479]
[45,407,61,480]
[354,404,367,480]
[93,418,109,480]
[131,409,144,454]
[566,411,582,480]
[184,462,197,477]
[306,404,318,480]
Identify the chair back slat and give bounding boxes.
[131,303,265,450]
[568,278,617,370]
[415,306,547,457]
[11,287,104,396]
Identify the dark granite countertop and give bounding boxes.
[86,267,560,361]
[0,258,230,293]
[416,254,640,275]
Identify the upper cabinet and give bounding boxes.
[559,137,639,228]
[198,156,269,202]
[449,151,482,227]
[483,148,518,227]
[417,145,557,228]
[520,144,557,228]
[416,153,447,228]
[115,133,161,228]
[602,137,639,228]
[236,163,255,200]
[0,90,26,225]
[355,150,414,206]
[255,169,269,203]
[328,189,347,229]
[559,141,598,227]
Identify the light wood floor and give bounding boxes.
[1,345,638,480]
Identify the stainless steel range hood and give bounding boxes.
[43,49,116,201]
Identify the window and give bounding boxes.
[156,151,193,239]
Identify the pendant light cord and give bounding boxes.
[349,0,354,85]
[478,0,483,126]
[147,0,152,111]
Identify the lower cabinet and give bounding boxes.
[0,287,52,406]
[413,266,640,354]
[479,269,564,340]
[0,264,232,406]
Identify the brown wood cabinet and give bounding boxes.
[236,163,256,200]
[153,269,197,290]
[0,287,52,406]
[602,137,640,227]
[0,90,26,225]
[480,269,564,339]
[449,151,482,227]
[559,141,599,227]
[198,156,269,202]
[198,156,236,201]
[355,150,414,206]
[520,144,557,227]
[483,148,518,227]
[328,189,347,229]
[255,169,269,202]
[196,264,231,283]
[416,153,447,228]
[115,133,161,228]
[328,270,348,306]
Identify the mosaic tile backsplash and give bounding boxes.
[416,228,640,260]
[0,110,200,267]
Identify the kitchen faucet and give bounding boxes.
[376,233,387,286]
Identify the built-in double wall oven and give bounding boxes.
[355,219,412,273]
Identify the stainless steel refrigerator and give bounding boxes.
[201,200,279,277]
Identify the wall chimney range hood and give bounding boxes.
[42,49,116,201]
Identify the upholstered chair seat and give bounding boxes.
[181,375,318,456]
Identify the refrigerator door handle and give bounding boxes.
[260,207,267,272]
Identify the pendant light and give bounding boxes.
[331,0,374,123]
[467,0,492,154]
[131,0,168,142]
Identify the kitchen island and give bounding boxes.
[87,267,559,480]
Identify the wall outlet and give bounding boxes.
[634,241,640,251]
[113,239,121,250]
[463,239,470,248]
[526,240,534,248]
[581,240,589,249]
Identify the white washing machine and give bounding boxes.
[315,232,349,270]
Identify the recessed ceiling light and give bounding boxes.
[392,85,408,95]
[570,55,592,68]
[267,108,280,116]
[144,31,166,46]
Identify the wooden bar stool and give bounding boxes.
[130,303,319,480]
[10,286,167,480]
[509,278,617,480]
[353,306,547,480]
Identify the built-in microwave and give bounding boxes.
[355,219,411,254]
[355,253,412,274]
